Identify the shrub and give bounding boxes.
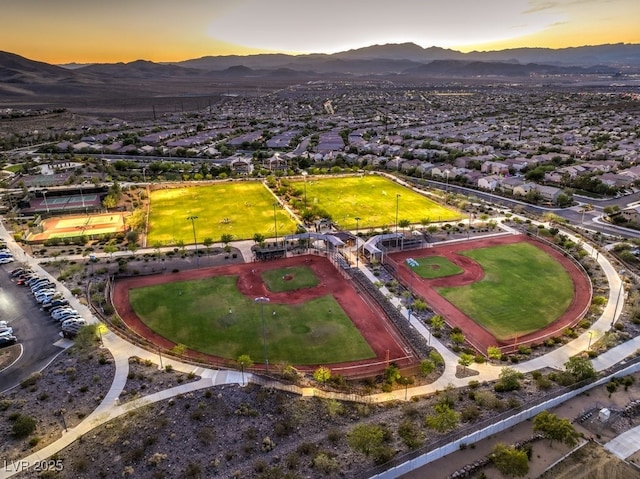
[12,414,37,438]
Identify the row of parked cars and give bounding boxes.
[0,240,15,265]
[10,267,86,338]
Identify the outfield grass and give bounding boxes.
[261,266,319,293]
[291,175,460,229]
[147,182,298,245]
[411,256,463,279]
[129,276,375,364]
[437,242,574,340]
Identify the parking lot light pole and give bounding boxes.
[255,297,270,374]
[187,215,199,267]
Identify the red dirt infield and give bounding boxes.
[112,255,416,377]
[388,234,592,354]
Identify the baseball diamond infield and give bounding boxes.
[388,234,592,354]
[112,255,416,377]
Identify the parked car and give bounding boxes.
[50,307,76,318]
[43,299,69,310]
[0,320,9,328]
[61,318,86,328]
[32,282,56,293]
[36,292,60,304]
[0,334,17,346]
[0,326,14,336]
[15,272,37,282]
[9,268,27,277]
[55,314,83,324]
[52,311,80,322]
[0,257,14,264]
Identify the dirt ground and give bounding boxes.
[403,372,640,479]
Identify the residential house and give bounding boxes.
[478,175,500,191]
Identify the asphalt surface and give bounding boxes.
[0,264,68,393]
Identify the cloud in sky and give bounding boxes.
[206,0,562,53]
[1,0,639,62]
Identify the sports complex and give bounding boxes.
[77,174,590,375]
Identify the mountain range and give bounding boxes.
[1,42,639,116]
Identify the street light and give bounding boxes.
[42,189,50,213]
[187,215,199,267]
[612,269,626,328]
[255,297,270,374]
[355,216,360,269]
[588,330,594,350]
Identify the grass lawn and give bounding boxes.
[291,175,460,229]
[437,242,574,340]
[147,182,298,245]
[129,276,375,364]
[261,266,319,293]
[411,256,463,279]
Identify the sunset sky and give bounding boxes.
[2,0,640,64]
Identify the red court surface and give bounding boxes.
[112,255,416,377]
[388,235,592,354]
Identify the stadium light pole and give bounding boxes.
[187,215,199,267]
[395,194,401,248]
[79,185,85,208]
[302,170,308,208]
[255,297,270,374]
[273,203,279,248]
[42,189,50,214]
[355,216,360,269]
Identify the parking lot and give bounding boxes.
[0,263,72,392]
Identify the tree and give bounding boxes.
[103,242,118,259]
[564,355,596,383]
[383,363,401,385]
[491,443,529,477]
[533,410,580,448]
[313,366,331,383]
[425,403,459,433]
[458,353,474,374]
[252,232,266,247]
[398,219,411,232]
[237,354,253,385]
[202,237,213,255]
[221,233,234,252]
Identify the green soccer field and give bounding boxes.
[437,242,574,340]
[146,182,299,245]
[128,275,375,365]
[292,175,460,230]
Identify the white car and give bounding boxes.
[61,318,85,328]
[0,257,14,264]
[0,320,9,328]
[0,326,14,336]
[51,308,77,320]
[54,312,82,323]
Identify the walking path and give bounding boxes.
[2,218,640,476]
